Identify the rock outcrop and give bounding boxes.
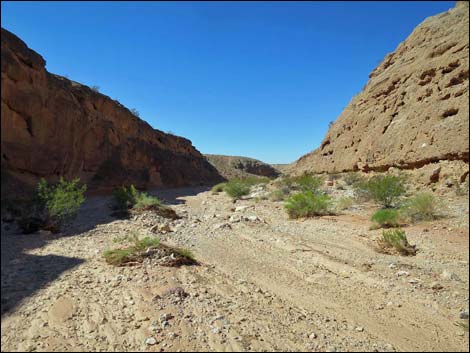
[1,28,222,199]
[204,154,280,180]
[294,2,469,175]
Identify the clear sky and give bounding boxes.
[1,1,456,164]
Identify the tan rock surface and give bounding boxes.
[1,28,222,199]
[204,154,280,180]
[294,2,469,175]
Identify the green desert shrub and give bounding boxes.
[294,174,324,193]
[371,209,401,228]
[224,180,251,199]
[284,191,333,219]
[343,172,366,186]
[275,176,295,189]
[211,182,227,194]
[174,248,196,262]
[222,176,270,199]
[103,248,134,265]
[110,185,161,211]
[241,176,270,185]
[335,196,354,211]
[275,174,324,194]
[402,192,440,222]
[133,192,162,210]
[357,174,407,208]
[111,185,140,210]
[134,236,161,250]
[381,228,416,256]
[270,187,291,201]
[37,177,86,226]
[104,236,160,265]
[103,235,196,266]
[17,178,86,233]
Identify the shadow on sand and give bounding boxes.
[148,185,211,205]
[0,185,210,316]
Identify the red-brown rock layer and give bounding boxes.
[1,28,222,198]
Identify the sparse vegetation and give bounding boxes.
[174,247,196,262]
[454,179,469,196]
[224,180,251,199]
[276,174,324,194]
[109,185,178,219]
[371,209,401,228]
[103,248,133,266]
[356,174,407,208]
[223,177,269,199]
[112,233,138,244]
[104,236,161,265]
[134,236,161,250]
[380,228,416,256]
[335,196,354,211]
[294,174,324,193]
[269,186,291,201]
[284,191,333,219]
[104,235,196,267]
[130,108,140,117]
[343,172,366,186]
[455,320,469,331]
[133,192,162,210]
[211,182,227,194]
[90,85,100,92]
[402,192,441,222]
[110,185,161,211]
[17,178,86,233]
[110,185,140,210]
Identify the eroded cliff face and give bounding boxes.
[294,2,469,175]
[1,28,222,198]
[204,154,280,180]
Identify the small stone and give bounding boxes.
[459,310,469,319]
[213,223,232,230]
[408,278,419,284]
[167,332,178,339]
[246,215,260,222]
[430,282,443,290]
[388,263,397,269]
[309,333,317,340]
[375,304,385,310]
[355,326,364,332]
[229,215,241,223]
[145,337,157,345]
[235,206,249,212]
[396,271,409,277]
[441,270,460,281]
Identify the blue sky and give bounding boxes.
[1,1,455,164]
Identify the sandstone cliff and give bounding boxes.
[204,154,280,180]
[1,28,222,198]
[294,2,469,175]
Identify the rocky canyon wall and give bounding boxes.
[1,28,223,199]
[293,2,469,176]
